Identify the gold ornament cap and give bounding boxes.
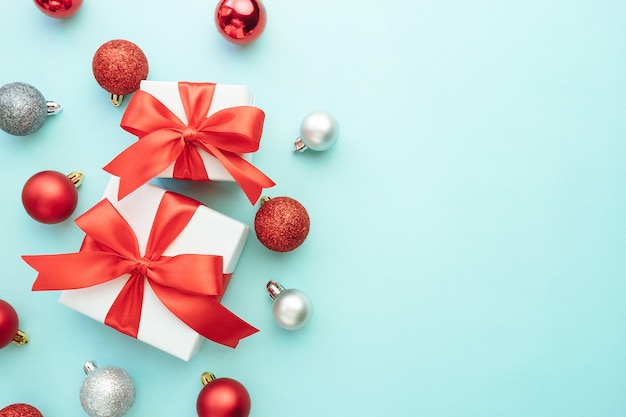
[67,171,84,188]
[110,93,124,107]
[201,372,217,386]
[12,329,28,346]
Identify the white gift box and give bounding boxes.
[58,177,250,361]
[140,80,257,182]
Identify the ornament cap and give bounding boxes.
[201,372,217,386]
[46,101,62,115]
[67,171,84,188]
[11,329,28,346]
[83,360,98,375]
[293,138,308,152]
[266,281,285,299]
[259,195,271,206]
[110,93,124,107]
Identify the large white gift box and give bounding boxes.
[55,177,253,361]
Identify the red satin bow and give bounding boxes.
[22,192,258,348]
[103,82,275,203]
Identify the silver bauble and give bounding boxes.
[267,281,313,330]
[0,82,50,136]
[293,111,339,152]
[79,361,136,417]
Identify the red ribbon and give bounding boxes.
[103,82,275,204]
[22,192,258,348]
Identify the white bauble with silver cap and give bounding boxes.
[293,111,339,152]
[267,281,313,330]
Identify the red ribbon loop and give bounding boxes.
[103,82,275,204]
[22,192,258,348]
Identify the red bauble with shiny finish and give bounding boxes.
[215,0,267,45]
[197,378,251,417]
[0,300,19,349]
[22,170,78,224]
[254,196,310,252]
[0,404,43,417]
[33,0,83,18]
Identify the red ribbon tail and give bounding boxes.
[151,281,258,348]
[202,146,275,204]
[194,299,259,348]
[23,252,136,291]
[104,273,145,339]
[172,144,210,181]
[229,157,275,205]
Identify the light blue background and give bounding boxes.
[1,0,625,416]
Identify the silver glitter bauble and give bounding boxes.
[267,281,313,330]
[79,361,136,417]
[0,82,47,136]
[293,111,339,152]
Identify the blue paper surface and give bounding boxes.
[1,1,625,416]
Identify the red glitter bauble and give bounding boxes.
[215,0,267,45]
[197,378,251,417]
[92,40,149,97]
[33,0,83,18]
[0,300,19,349]
[0,404,42,417]
[21,170,79,224]
[0,403,43,417]
[254,196,310,252]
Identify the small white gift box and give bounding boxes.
[104,80,274,204]
[141,80,256,181]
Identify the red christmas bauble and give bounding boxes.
[33,0,83,18]
[92,40,149,98]
[215,0,267,45]
[0,300,19,349]
[0,403,43,417]
[254,196,310,252]
[22,170,78,224]
[197,378,251,417]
